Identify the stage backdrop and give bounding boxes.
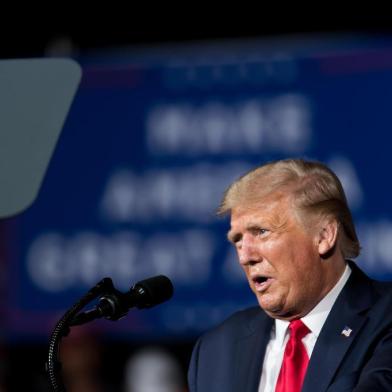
[3,34,392,340]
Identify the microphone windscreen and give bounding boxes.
[133,275,174,308]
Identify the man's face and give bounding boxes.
[228,195,334,320]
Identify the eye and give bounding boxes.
[256,228,269,237]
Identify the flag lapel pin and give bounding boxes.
[341,326,353,338]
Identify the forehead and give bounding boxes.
[230,194,293,228]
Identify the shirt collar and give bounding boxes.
[273,263,351,346]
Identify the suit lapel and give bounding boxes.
[233,310,273,392]
[302,262,378,392]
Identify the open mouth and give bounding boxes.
[253,276,268,284]
[252,275,273,292]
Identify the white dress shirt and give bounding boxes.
[258,264,352,392]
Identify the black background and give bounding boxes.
[1,13,392,58]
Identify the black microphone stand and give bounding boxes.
[46,277,116,392]
[46,274,173,391]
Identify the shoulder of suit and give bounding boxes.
[349,260,392,296]
[355,269,392,314]
[364,271,392,299]
[220,306,263,325]
[200,306,266,342]
[372,279,392,292]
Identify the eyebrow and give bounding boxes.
[227,223,266,243]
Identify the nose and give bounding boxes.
[237,234,261,266]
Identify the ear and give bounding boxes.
[317,219,339,256]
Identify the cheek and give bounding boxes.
[273,249,316,288]
[283,258,321,299]
[239,262,249,276]
[260,239,279,254]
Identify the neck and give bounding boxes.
[274,256,347,321]
[321,254,347,295]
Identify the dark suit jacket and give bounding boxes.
[188,262,392,391]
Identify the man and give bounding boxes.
[188,159,392,392]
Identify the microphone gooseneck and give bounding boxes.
[70,275,174,325]
[47,275,174,391]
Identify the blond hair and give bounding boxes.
[218,158,360,258]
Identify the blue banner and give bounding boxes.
[4,35,392,340]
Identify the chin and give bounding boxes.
[257,292,278,307]
[258,300,283,316]
[257,297,293,319]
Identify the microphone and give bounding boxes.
[70,275,174,326]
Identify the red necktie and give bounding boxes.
[275,319,310,392]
